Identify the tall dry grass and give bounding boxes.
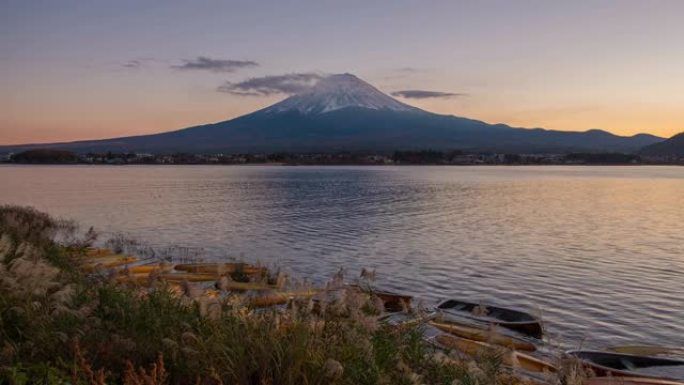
[1,205,570,385]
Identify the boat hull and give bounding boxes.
[437,299,543,338]
[568,350,684,380]
[174,262,266,275]
[430,320,536,351]
[584,377,684,385]
[435,334,555,373]
[349,285,412,312]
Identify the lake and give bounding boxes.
[1,165,682,349]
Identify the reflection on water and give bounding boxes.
[1,165,683,348]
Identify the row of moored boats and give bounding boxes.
[78,248,684,384]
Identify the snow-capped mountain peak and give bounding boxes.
[262,73,419,115]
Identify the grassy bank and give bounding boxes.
[1,205,575,384]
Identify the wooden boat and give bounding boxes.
[247,289,319,308]
[584,377,684,385]
[349,285,412,312]
[84,247,114,257]
[373,290,412,312]
[380,312,435,328]
[162,273,273,289]
[123,264,174,274]
[174,262,266,276]
[80,255,137,272]
[114,273,155,284]
[201,289,221,299]
[567,350,684,380]
[115,272,275,290]
[429,320,536,351]
[435,334,555,373]
[437,299,543,338]
[608,346,684,357]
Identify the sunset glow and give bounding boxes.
[2,1,683,144]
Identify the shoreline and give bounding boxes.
[0,205,558,384]
[2,162,682,167]
[2,148,682,166]
[3,206,684,383]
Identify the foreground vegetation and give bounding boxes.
[1,205,580,384]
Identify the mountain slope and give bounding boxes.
[0,74,664,154]
[640,132,684,156]
[261,73,419,114]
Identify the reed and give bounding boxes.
[1,205,567,384]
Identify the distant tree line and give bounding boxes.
[9,149,79,164]
[2,148,678,165]
[565,153,640,164]
[392,150,463,164]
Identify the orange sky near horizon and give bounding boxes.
[2,1,683,145]
[1,92,682,145]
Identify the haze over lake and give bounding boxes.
[1,165,683,348]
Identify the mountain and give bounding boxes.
[640,132,684,156]
[261,73,419,115]
[0,73,663,154]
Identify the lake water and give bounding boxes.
[1,165,683,350]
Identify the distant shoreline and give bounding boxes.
[2,148,682,166]
[2,162,682,167]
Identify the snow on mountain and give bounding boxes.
[261,73,420,115]
[0,72,665,154]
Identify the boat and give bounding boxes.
[84,247,115,257]
[429,320,536,351]
[174,262,266,276]
[349,285,412,312]
[608,346,684,357]
[435,334,556,373]
[380,312,435,328]
[567,350,684,380]
[584,377,684,385]
[123,263,174,274]
[373,290,412,312]
[247,289,319,308]
[114,273,156,285]
[437,299,543,338]
[114,272,275,290]
[80,255,137,272]
[165,273,273,289]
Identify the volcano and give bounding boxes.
[1,73,663,154]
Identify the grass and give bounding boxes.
[0,205,579,385]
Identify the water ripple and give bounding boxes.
[1,164,683,349]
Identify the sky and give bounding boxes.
[1,0,683,145]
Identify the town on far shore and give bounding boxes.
[2,148,682,166]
